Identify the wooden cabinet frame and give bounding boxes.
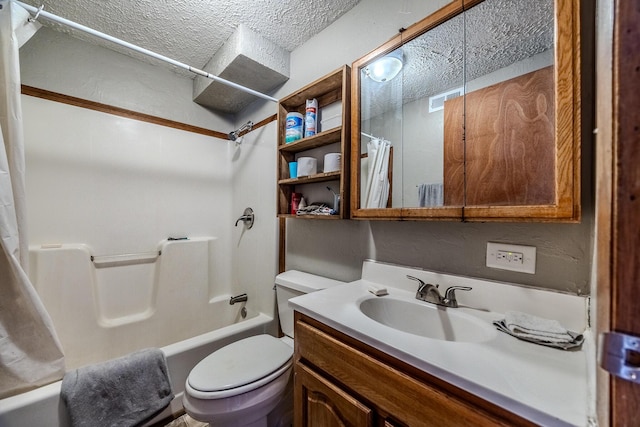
[350,0,582,222]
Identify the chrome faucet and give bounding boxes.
[406,275,472,308]
[229,293,248,305]
[234,207,254,229]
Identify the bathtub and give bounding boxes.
[0,237,277,425]
[0,312,274,426]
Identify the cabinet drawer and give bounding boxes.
[295,315,532,427]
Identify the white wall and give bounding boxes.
[20,28,234,131]
[23,96,232,258]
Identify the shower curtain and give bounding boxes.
[363,137,391,208]
[0,0,65,399]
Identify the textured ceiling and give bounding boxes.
[19,0,359,78]
[21,0,360,112]
[361,0,554,120]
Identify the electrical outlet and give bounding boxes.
[497,250,523,264]
[486,242,536,274]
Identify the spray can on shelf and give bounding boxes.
[291,192,302,215]
[304,98,318,137]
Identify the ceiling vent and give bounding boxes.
[193,25,290,114]
[428,86,464,113]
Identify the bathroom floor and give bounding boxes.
[163,414,208,427]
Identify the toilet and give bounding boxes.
[182,270,345,427]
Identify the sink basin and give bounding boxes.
[359,297,495,343]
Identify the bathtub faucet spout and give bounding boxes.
[229,293,248,305]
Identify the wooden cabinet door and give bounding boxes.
[294,362,373,427]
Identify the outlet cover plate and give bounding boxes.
[486,242,536,274]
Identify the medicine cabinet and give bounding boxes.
[350,0,581,222]
[277,65,351,219]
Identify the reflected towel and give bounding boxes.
[418,183,443,207]
[61,348,173,427]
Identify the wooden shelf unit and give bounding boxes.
[277,65,351,219]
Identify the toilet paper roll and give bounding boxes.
[297,157,317,176]
[324,153,341,173]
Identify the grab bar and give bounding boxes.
[91,250,161,268]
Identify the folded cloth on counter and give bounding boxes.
[505,310,574,342]
[61,348,174,427]
[493,311,584,350]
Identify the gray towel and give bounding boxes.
[418,183,444,207]
[61,348,174,427]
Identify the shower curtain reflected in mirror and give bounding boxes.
[0,0,64,399]
[363,137,391,208]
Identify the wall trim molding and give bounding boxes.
[21,85,276,140]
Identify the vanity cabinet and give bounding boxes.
[294,312,536,427]
[296,362,374,426]
[277,65,351,219]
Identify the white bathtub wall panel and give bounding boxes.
[230,123,279,319]
[29,245,102,369]
[94,262,156,325]
[23,95,232,263]
[208,237,227,300]
[28,238,246,370]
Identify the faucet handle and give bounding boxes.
[406,275,436,291]
[443,286,472,308]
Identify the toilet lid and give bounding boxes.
[188,334,293,393]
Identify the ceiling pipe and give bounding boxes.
[14,1,279,104]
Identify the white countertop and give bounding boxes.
[288,263,592,427]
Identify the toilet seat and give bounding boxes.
[186,334,293,400]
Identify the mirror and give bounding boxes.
[456,0,555,208]
[351,0,578,221]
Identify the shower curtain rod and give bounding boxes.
[361,131,389,142]
[14,1,279,103]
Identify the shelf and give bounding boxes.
[278,127,342,153]
[279,70,345,110]
[276,65,351,219]
[277,214,342,220]
[278,171,340,185]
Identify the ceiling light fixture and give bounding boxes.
[365,50,403,82]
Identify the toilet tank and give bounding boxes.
[275,270,345,338]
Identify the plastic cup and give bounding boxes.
[289,162,298,179]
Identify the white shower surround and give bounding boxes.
[21,92,280,336]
